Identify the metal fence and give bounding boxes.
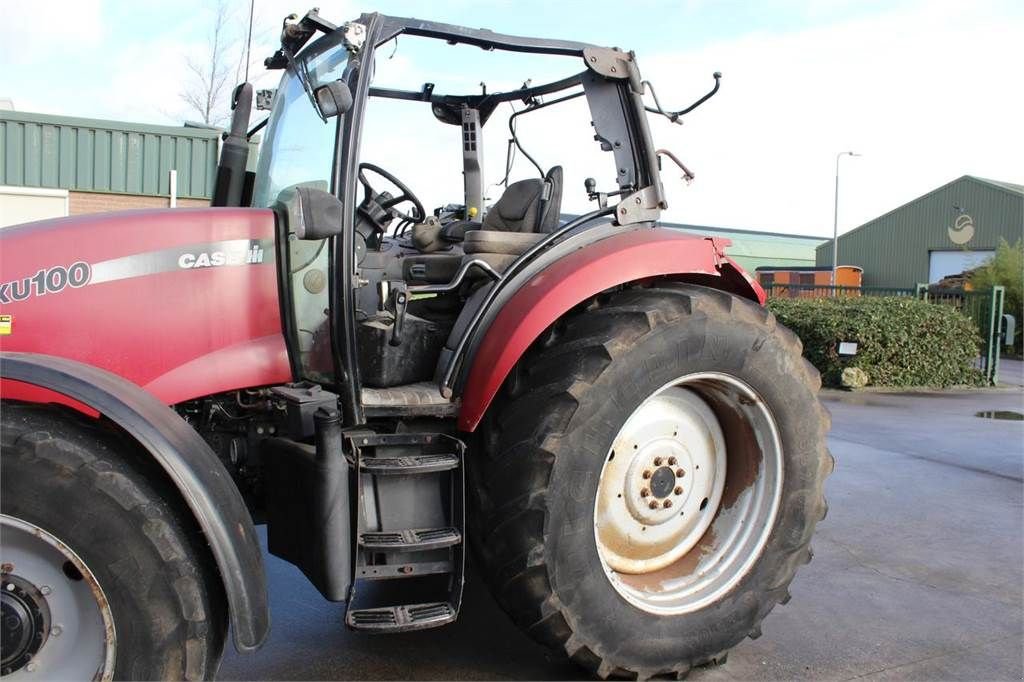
[916,284,1006,385]
[762,283,917,299]
[764,282,1007,385]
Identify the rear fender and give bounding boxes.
[0,352,269,652]
[457,228,764,431]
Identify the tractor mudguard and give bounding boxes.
[0,352,269,652]
[457,227,765,431]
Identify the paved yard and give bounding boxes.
[999,358,1023,388]
[221,388,1024,681]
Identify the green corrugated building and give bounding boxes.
[1,110,221,199]
[816,175,1024,287]
[0,109,259,226]
[666,222,828,274]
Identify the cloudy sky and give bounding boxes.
[2,0,1021,236]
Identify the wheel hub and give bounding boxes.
[649,466,676,498]
[593,373,785,615]
[595,387,726,574]
[1,574,51,675]
[0,514,115,680]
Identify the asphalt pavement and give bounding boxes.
[221,387,1024,681]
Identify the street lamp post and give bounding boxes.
[832,151,861,286]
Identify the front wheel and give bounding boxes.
[1,403,227,680]
[471,284,832,678]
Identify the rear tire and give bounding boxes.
[470,284,831,678]
[1,403,227,680]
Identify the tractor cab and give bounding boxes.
[241,11,714,424]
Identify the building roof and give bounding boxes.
[820,175,1024,246]
[561,213,828,271]
[0,109,223,141]
[971,176,1024,196]
[659,220,829,242]
[755,265,862,272]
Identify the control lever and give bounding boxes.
[388,281,408,346]
[584,177,630,209]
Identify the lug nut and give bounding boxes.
[648,500,659,509]
[653,457,663,465]
[642,470,652,479]
[663,499,673,508]
[676,469,685,477]
[674,486,683,495]
[640,488,650,498]
[39,586,51,596]
[668,457,677,465]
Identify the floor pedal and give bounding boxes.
[346,602,456,632]
[359,527,461,552]
[360,453,459,475]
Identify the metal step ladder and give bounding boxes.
[343,431,465,633]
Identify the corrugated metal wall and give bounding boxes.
[670,222,828,273]
[0,111,221,199]
[817,176,1024,287]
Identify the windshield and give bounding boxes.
[253,40,351,383]
[251,47,350,208]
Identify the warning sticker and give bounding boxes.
[0,314,11,335]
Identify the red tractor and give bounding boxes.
[0,10,830,680]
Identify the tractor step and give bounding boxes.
[343,431,466,633]
[359,527,461,552]
[359,453,459,475]
[361,382,458,418]
[356,560,453,580]
[346,602,457,632]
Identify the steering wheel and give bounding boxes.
[357,162,426,225]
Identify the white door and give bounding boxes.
[928,250,995,283]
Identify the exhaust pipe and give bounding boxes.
[211,83,253,207]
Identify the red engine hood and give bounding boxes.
[0,208,291,405]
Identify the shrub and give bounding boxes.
[969,239,1023,353]
[767,296,985,388]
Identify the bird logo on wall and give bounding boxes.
[948,207,975,245]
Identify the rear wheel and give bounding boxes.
[471,284,831,678]
[0,403,227,680]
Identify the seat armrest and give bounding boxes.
[441,220,481,243]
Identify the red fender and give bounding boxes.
[457,227,765,431]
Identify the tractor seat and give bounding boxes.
[458,166,563,273]
[404,167,562,284]
[412,166,563,259]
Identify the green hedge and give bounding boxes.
[767,296,985,388]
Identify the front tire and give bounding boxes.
[471,284,832,678]
[1,403,227,680]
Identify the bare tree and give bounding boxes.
[181,0,237,126]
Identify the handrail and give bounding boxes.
[407,259,501,295]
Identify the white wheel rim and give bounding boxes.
[593,372,784,615]
[1,514,116,681]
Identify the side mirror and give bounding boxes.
[275,186,343,240]
[314,80,353,119]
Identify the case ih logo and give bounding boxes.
[0,262,92,304]
[0,240,273,304]
[178,243,265,269]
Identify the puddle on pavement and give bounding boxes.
[974,410,1024,421]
